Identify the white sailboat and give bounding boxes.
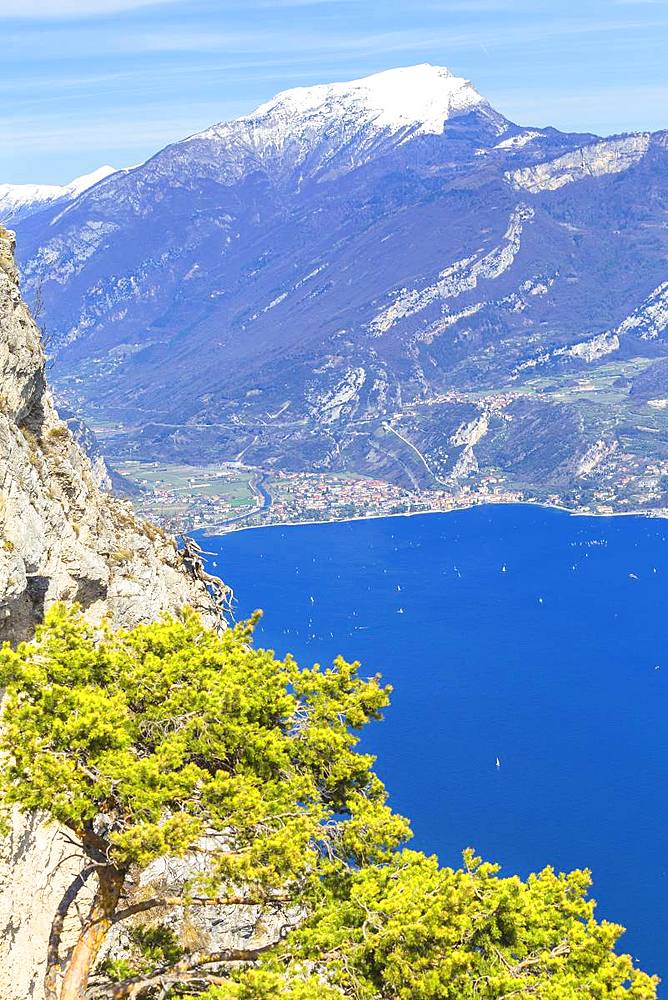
[495,756,501,769]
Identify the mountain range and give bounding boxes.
[6,64,668,510]
[0,165,118,225]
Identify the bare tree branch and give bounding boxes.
[90,940,281,999]
[113,893,294,924]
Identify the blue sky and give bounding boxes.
[2,0,667,184]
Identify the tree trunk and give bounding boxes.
[58,865,125,1000]
[44,866,96,1000]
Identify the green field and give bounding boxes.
[114,462,259,529]
[116,461,256,502]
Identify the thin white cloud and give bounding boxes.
[0,0,181,18]
[0,111,228,152]
[252,0,361,5]
[252,0,516,5]
[130,15,668,56]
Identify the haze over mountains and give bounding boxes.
[7,64,668,509]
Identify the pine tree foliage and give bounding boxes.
[198,851,657,999]
[0,604,658,999]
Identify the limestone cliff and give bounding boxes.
[506,133,651,193]
[0,226,214,641]
[0,225,217,998]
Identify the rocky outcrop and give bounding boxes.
[98,845,301,984]
[0,812,94,1000]
[506,134,650,192]
[0,226,214,644]
[369,204,535,336]
[0,225,217,999]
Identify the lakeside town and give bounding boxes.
[114,459,527,533]
[113,456,668,535]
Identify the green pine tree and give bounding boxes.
[0,604,658,999]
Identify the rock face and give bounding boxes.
[0,224,217,999]
[0,226,214,644]
[0,812,93,1000]
[0,819,296,1000]
[506,133,651,192]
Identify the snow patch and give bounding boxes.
[495,130,543,150]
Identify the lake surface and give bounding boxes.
[199,504,668,984]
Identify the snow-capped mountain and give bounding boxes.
[0,166,118,226]
[237,64,490,137]
[188,64,504,181]
[9,65,668,510]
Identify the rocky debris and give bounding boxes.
[573,438,618,478]
[447,443,479,482]
[450,411,490,449]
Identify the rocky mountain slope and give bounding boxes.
[8,64,668,510]
[0,166,119,226]
[0,224,217,998]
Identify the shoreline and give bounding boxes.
[195,497,668,538]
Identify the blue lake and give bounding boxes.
[199,504,668,984]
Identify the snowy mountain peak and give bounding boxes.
[249,64,488,135]
[65,165,118,198]
[0,165,118,225]
[197,64,491,154]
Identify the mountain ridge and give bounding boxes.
[0,165,119,225]
[6,64,668,513]
[197,63,495,145]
